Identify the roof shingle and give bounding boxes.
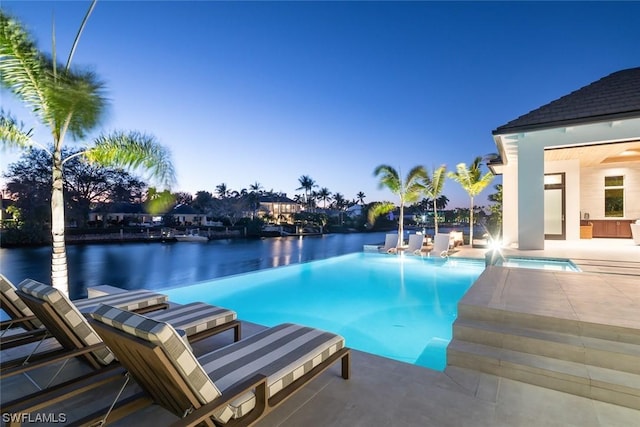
[493,67,640,134]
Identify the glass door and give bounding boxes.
[544,173,565,240]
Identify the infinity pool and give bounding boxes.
[165,252,485,370]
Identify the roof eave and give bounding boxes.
[492,110,640,136]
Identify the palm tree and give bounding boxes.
[0,6,174,295]
[332,192,346,225]
[249,181,262,193]
[356,191,366,205]
[447,156,494,245]
[421,165,447,234]
[248,181,263,219]
[296,175,317,209]
[215,183,229,199]
[374,165,426,248]
[317,187,332,208]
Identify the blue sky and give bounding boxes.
[1,1,639,208]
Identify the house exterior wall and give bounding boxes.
[499,117,640,249]
[501,162,519,246]
[580,161,640,220]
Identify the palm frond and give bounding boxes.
[47,68,107,140]
[404,165,427,202]
[374,164,401,194]
[429,165,447,197]
[367,201,395,226]
[0,11,50,122]
[83,131,176,188]
[0,110,35,149]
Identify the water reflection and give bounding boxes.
[0,232,388,299]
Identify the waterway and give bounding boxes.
[0,232,391,299]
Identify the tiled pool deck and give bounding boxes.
[2,239,639,426]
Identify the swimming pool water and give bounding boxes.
[497,257,580,272]
[165,252,485,371]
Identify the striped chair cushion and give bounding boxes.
[17,280,115,365]
[90,304,226,419]
[199,323,345,423]
[73,289,168,313]
[146,302,236,336]
[1,274,42,328]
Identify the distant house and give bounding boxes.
[257,194,301,224]
[89,202,153,226]
[490,67,640,249]
[170,204,204,226]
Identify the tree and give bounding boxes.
[192,190,214,214]
[373,165,426,248]
[0,6,175,294]
[356,191,366,205]
[421,165,447,234]
[447,156,494,245]
[5,147,148,228]
[317,187,332,208]
[487,184,503,237]
[296,175,317,209]
[173,192,193,206]
[249,181,262,193]
[215,183,229,199]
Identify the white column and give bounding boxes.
[501,162,518,246]
[517,138,545,249]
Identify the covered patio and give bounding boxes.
[490,67,640,250]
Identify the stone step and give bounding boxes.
[453,318,640,375]
[457,303,640,345]
[447,339,640,410]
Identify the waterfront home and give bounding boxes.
[257,194,301,224]
[89,202,154,226]
[490,67,640,249]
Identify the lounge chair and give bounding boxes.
[405,234,425,255]
[430,233,453,257]
[380,233,399,253]
[1,280,240,415]
[1,274,169,350]
[81,304,350,426]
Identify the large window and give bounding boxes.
[604,175,624,217]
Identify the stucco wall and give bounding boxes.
[580,161,640,220]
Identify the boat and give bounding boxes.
[164,228,208,242]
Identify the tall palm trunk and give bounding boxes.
[397,202,404,247]
[433,200,438,234]
[468,196,474,245]
[51,148,69,294]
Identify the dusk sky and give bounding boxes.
[1,1,639,208]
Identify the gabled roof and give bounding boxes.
[91,202,145,214]
[259,195,297,204]
[493,67,640,135]
[171,203,199,215]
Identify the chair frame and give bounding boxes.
[0,286,170,350]
[1,291,241,420]
[77,320,351,426]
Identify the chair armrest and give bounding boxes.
[171,374,268,427]
[0,315,39,330]
[0,343,108,378]
[0,328,49,350]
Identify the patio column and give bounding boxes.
[517,138,545,249]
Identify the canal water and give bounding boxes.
[0,232,390,299]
